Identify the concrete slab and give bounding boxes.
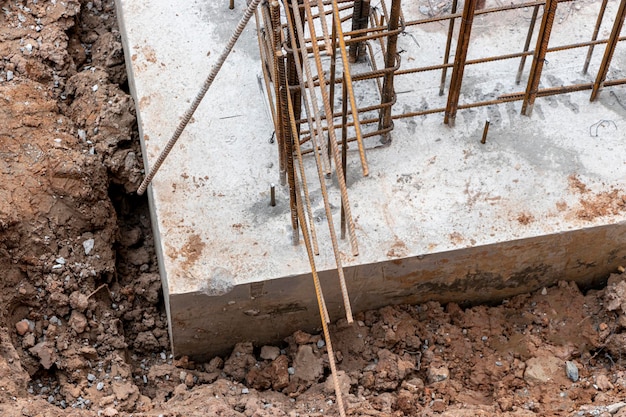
[116,0,626,358]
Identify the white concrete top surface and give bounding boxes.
[117,0,626,297]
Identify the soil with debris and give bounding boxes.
[2,1,626,416]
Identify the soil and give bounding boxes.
[2,1,626,416]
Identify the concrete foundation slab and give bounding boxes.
[116,0,626,358]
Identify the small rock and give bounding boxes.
[87,374,96,382]
[69,292,89,312]
[103,407,118,417]
[96,382,105,391]
[293,330,313,345]
[69,311,87,334]
[55,257,66,265]
[595,374,614,391]
[15,320,31,335]
[607,402,626,413]
[427,365,449,384]
[565,361,579,382]
[29,342,57,370]
[185,374,195,388]
[293,345,323,382]
[6,70,14,81]
[432,399,446,413]
[260,346,280,361]
[524,355,562,385]
[287,367,295,375]
[22,333,36,348]
[83,239,95,255]
[317,339,326,349]
[541,287,547,295]
[241,388,249,394]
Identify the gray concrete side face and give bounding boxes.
[173,223,626,359]
[116,0,626,358]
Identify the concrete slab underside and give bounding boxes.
[116,0,626,358]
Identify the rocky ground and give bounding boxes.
[2,0,626,416]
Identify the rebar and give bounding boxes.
[583,0,609,74]
[331,0,369,177]
[444,0,477,126]
[521,0,558,116]
[515,4,540,85]
[439,0,459,95]
[294,0,355,320]
[591,0,626,101]
[378,0,401,143]
[137,0,263,196]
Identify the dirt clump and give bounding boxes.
[3,0,626,416]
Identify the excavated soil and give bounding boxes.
[2,1,626,416]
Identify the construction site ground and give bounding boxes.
[2,0,626,416]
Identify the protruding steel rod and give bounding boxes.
[230,0,235,10]
[521,0,558,116]
[349,0,371,62]
[439,0,459,96]
[444,0,477,126]
[270,1,288,187]
[296,0,355,322]
[341,77,348,241]
[515,4,540,85]
[481,119,490,144]
[330,0,369,177]
[583,0,609,74]
[591,0,626,101]
[315,0,334,54]
[137,0,262,195]
[270,184,276,206]
[286,81,320,256]
[297,0,360,257]
[379,0,401,143]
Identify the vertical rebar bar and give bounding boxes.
[271,1,287,186]
[330,0,369,178]
[521,0,558,116]
[481,119,490,144]
[591,0,626,101]
[515,4,539,85]
[583,0,609,75]
[439,0,459,96]
[341,77,348,241]
[379,0,402,143]
[297,0,355,320]
[444,0,477,126]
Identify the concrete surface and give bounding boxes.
[116,0,626,358]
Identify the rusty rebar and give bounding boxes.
[521,0,558,116]
[583,0,609,74]
[271,1,288,187]
[439,0,459,96]
[284,0,355,324]
[331,0,369,177]
[137,0,262,195]
[298,0,355,321]
[379,0,401,143]
[591,0,626,101]
[515,4,540,85]
[481,120,490,144]
[444,0,477,126]
[341,77,348,240]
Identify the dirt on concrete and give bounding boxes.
[2,0,626,416]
